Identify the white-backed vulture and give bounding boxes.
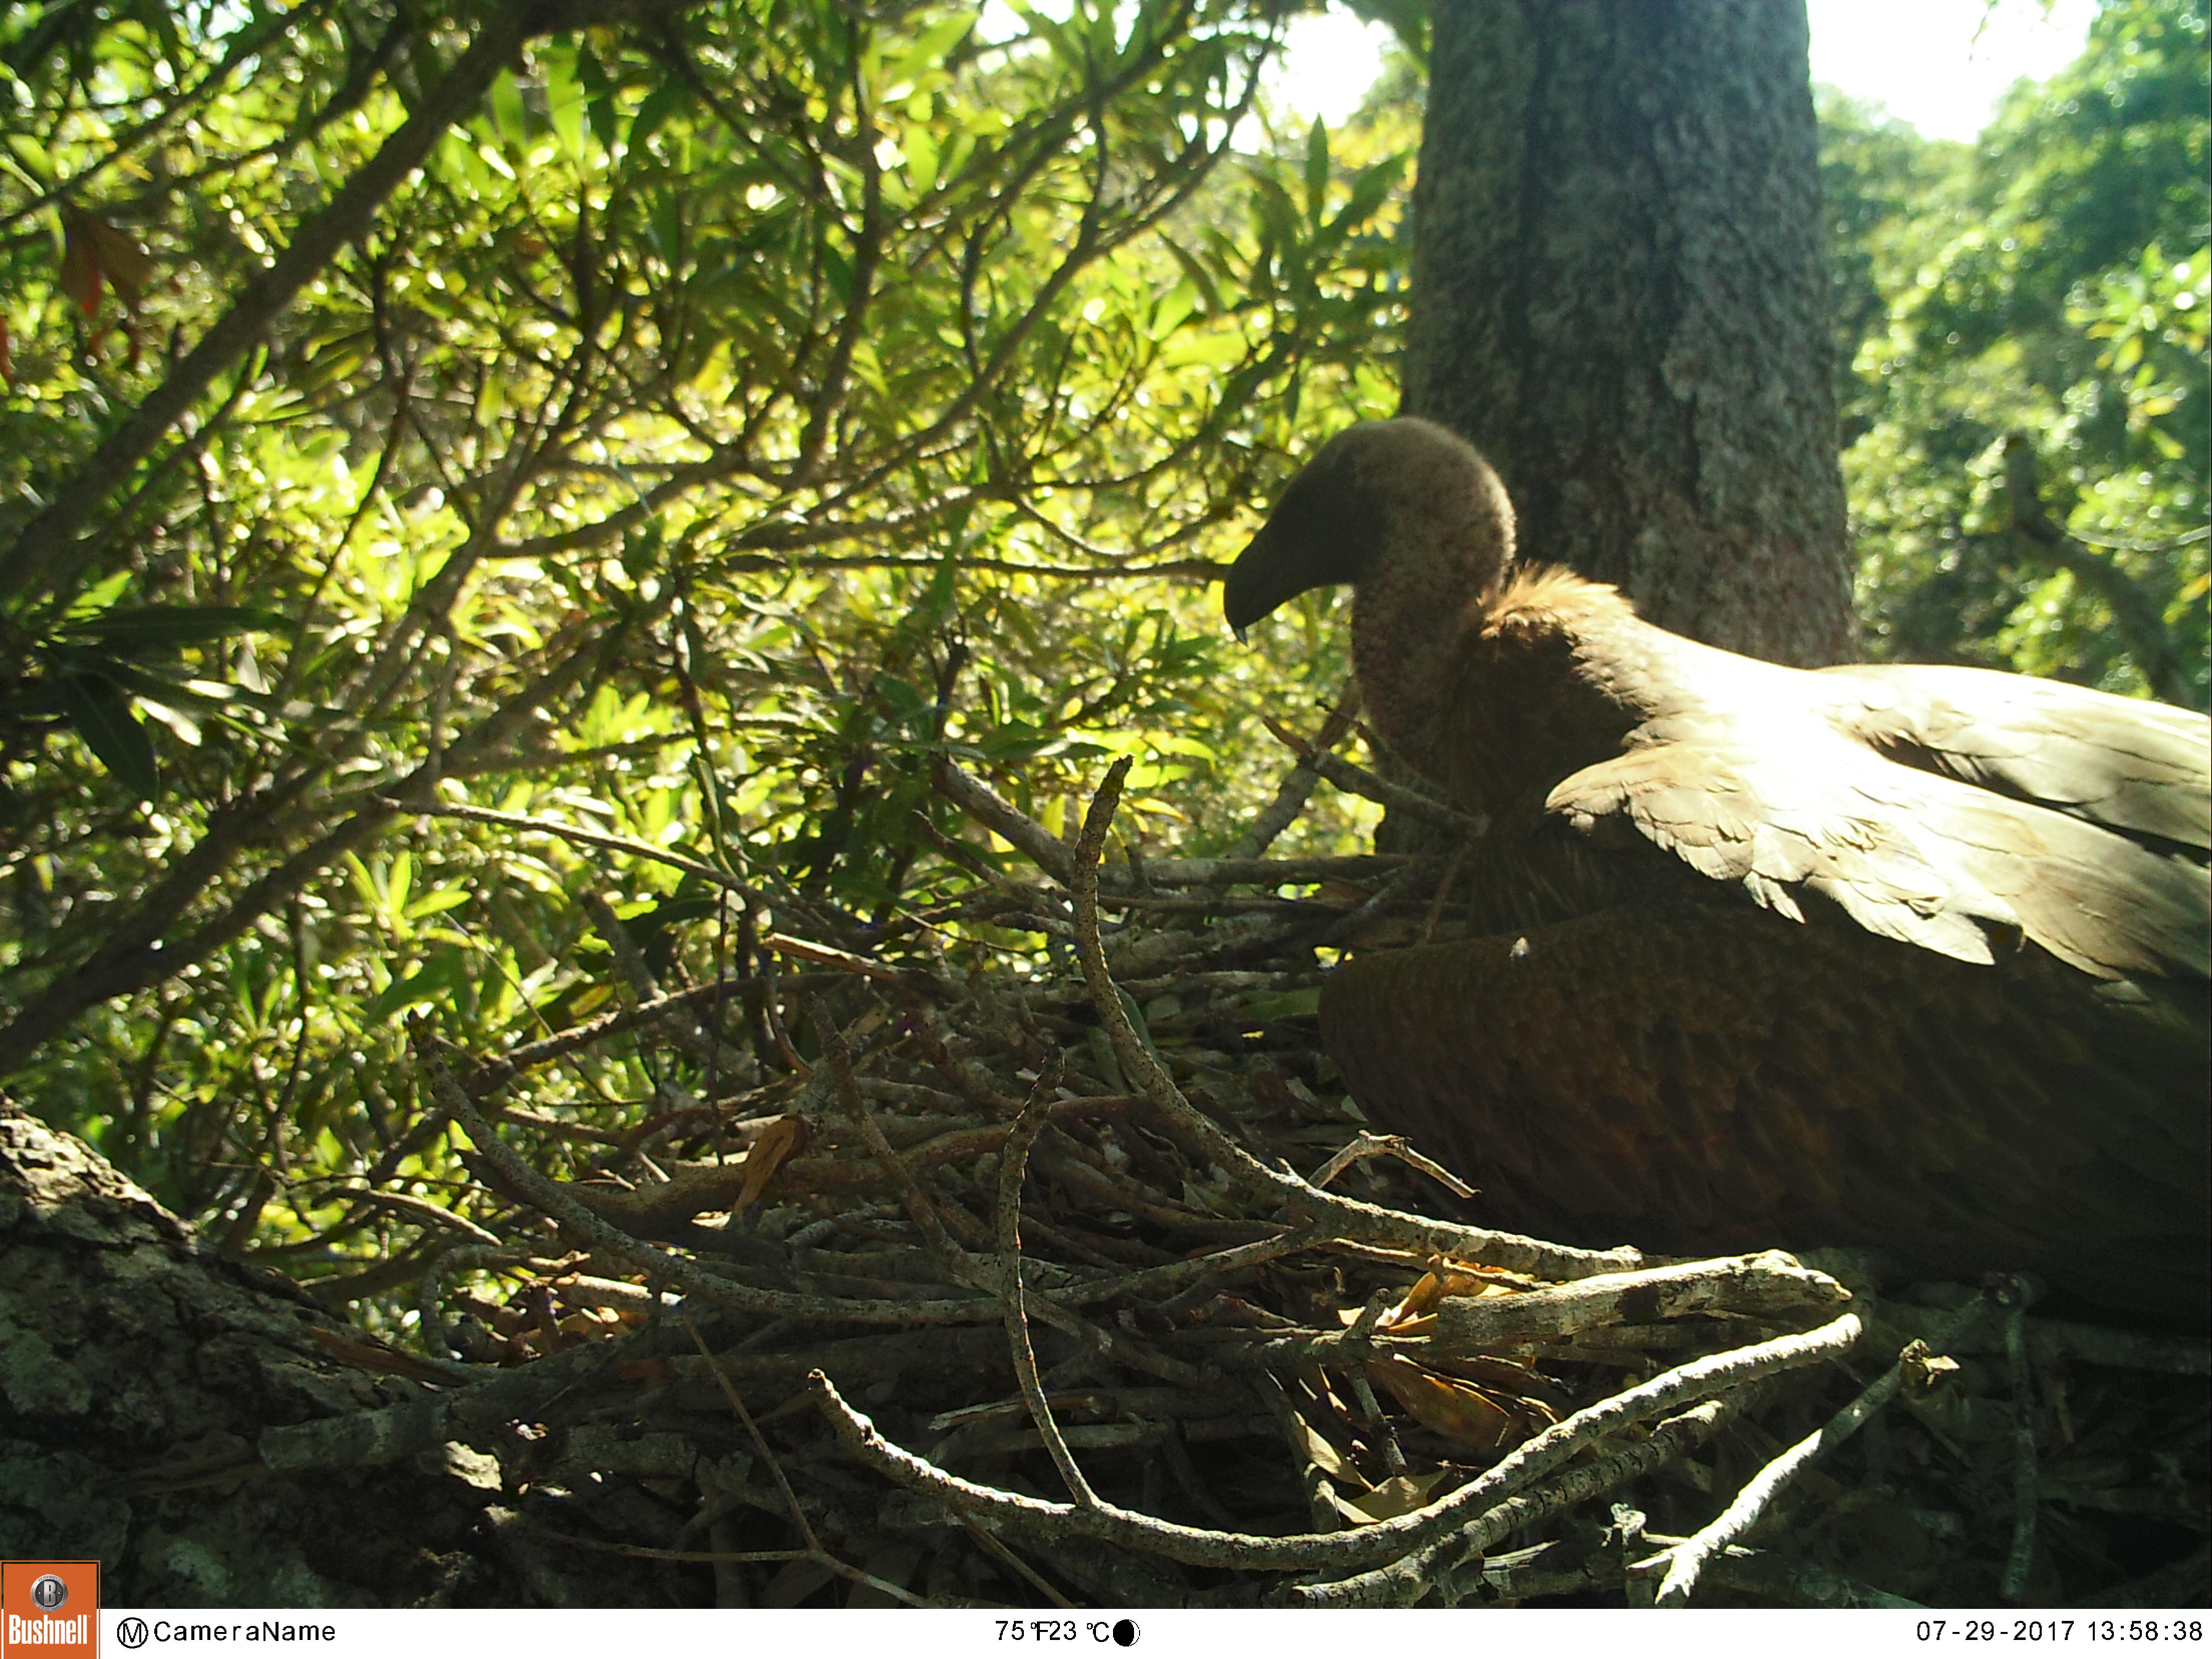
[1224,418,2209,1321]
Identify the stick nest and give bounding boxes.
[284,752,2207,1609]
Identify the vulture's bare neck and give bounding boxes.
[1353,547,1656,817]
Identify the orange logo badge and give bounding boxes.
[1,1562,98,1659]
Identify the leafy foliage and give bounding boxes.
[1824,0,2209,704]
[0,0,1413,1267]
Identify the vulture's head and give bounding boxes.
[1222,417,1516,638]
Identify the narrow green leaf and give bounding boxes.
[1158,234,1226,316]
[66,604,289,645]
[64,569,133,621]
[1304,118,1330,225]
[56,672,159,800]
[365,949,469,1025]
[488,68,528,148]
[629,81,685,153]
[543,44,587,161]
[1331,155,1407,235]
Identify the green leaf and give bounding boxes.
[1157,233,1226,316]
[629,81,686,153]
[1304,118,1330,226]
[55,672,159,801]
[365,948,469,1025]
[576,40,620,152]
[888,11,978,85]
[64,569,133,621]
[1330,155,1406,236]
[488,68,528,149]
[64,604,289,645]
[543,43,588,162]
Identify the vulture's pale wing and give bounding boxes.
[1544,724,2210,983]
[1811,663,2210,853]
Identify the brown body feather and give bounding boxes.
[1224,419,2210,1320]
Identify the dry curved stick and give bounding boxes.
[1255,727,1484,839]
[681,1314,930,1609]
[810,1310,1862,1575]
[345,1184,505,1245]
[1630,1537,1925,1608]
[1230,677,1362,863]
[416,1240,527,1361]
[1297,1397,1740,1609]
[365,975,775,1188]
[996,1062,1098,1509]
[386,796,760,899]
[1064,1224,1339,1306]
[1310,1131,1475,1197]
[933,754,1409,897]
[1066,756,1644,1283]
[814,995,971,1271]
[1318,857,1439,947]
[931,756,1080,887]
[1252,1368,1345,1534]
[439,969,768,1115]
[261,1315,647,1473]
[1229,678,1364,861]
[1649,1290,1991,1606]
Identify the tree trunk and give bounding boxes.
[0,1101,679,1607]
[1403,0,1856,669]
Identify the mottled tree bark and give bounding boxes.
[1404,0,1856,668]
[0,1102,679,1607]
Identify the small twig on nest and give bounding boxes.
[415,1240,523,1360]
[1360,1398,1741,1610]
[345,1184,505,1247]
[457,972,761,1094]
[772,931,931,989]
[997,1060,1099,1509]
[1253,1369,1344,1533]
[683,1314,930,1608]
[1649,1288,1992,1606]
[1310,1131,1476,1197]
[1319,856,1440,945]
[1418,838,1470,945]
[931,756,1080,886]
[1067,1224,1338,1306]
[1431,1251,1849,1351]
[1629,1535,1925,1608]
[813,996,971,1270]
[381,796,760,901]
[961,1512,1077,1608]
[414,1027,997,1325]
[1229,678,1363,860]
[1256,720,1485,837]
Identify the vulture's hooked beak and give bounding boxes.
[1222,522,1296,643]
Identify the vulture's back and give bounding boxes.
[1320,901,2210,1320]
